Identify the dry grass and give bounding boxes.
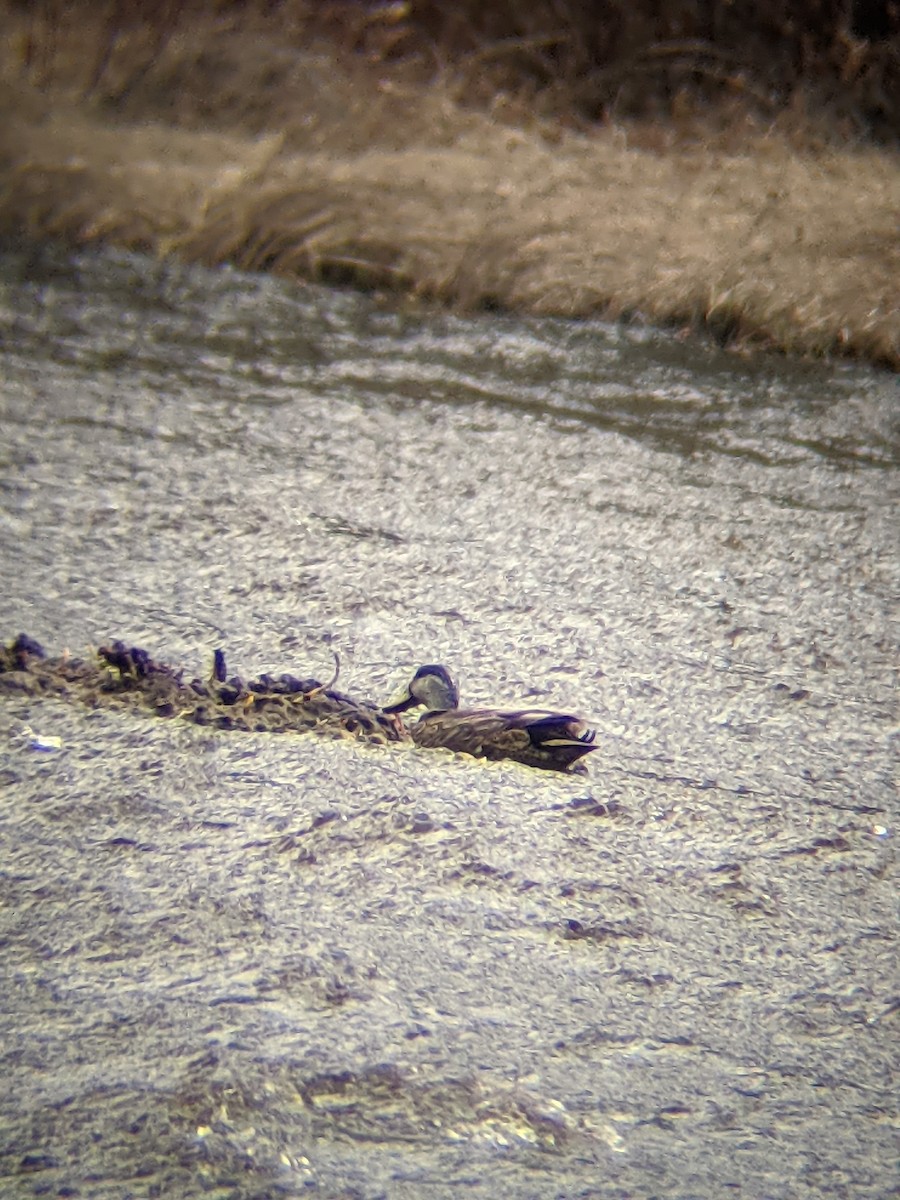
[0,9,897,367]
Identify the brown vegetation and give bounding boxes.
[0,2,898,366]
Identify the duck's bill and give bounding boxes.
[382,684,415,714]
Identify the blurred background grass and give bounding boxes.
[10,0,898,141]
[1,1,897,365]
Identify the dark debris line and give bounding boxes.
[0,633,408,745]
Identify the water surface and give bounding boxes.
[0,243,896,1199]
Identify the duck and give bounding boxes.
[383,664,597,773]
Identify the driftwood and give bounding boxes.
[0,634,408,746]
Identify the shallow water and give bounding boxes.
[0,242,896,1199]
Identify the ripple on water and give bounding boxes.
[0,243,896,1199]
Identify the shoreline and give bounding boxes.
[0,20,897,370]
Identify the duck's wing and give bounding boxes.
[414,707,597,771]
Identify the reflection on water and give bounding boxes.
[0,242,896,1199]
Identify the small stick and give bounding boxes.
[302,651,341,698]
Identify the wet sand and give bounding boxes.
[0,11,897,368]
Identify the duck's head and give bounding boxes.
[384,664,460,714]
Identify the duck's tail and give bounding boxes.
[526,715,597,767]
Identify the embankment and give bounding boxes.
[1,7,897,366]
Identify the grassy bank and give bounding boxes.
[1,5,897,367]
